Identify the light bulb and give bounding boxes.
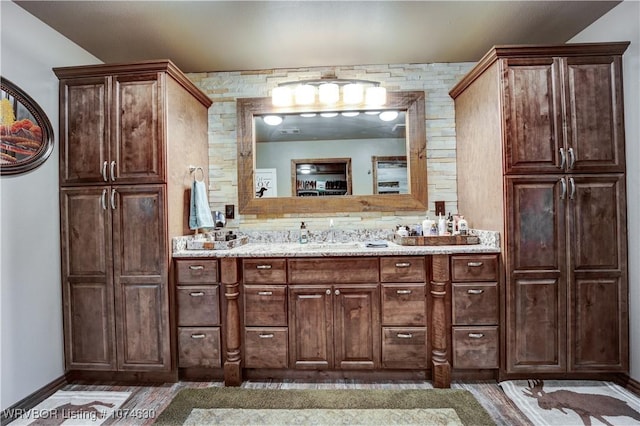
[365,86,386,106]
[272,86,292,107]
[343,83,364,104]
[295,84,315,105]
[319,83,339,105]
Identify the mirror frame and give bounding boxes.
[237,90,427,215]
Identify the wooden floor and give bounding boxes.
[61,379,532,425]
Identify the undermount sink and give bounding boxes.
[295,242,363,250]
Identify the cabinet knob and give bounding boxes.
[191,334,206,339]
[468,333,484,339]
[395,262,411,268]
[101,189,107,210]
[568,147,575,169]
[110,189,117,210]
[256,264,272,270]
[397,333,413,339]
[559,147,566,169]
[257,291,273,296]
[467,261,483,267]
[467,289,484,295]
[110,160,116,181]
[189,292,205,297]
[188,265,205,270]
[334,289,340,296]
[396,289,412,295]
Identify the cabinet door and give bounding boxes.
[333,285,380,369]
[568,174,628,371]
[60,187,116,369]
[288,285,333,369]
[505,176,567,373]
[502,57,563,174]
[112,74,164,183]
[112,185,170,371]
[59,77,110,185]
[563,56,626,173]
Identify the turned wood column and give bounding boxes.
[220,257,242,386]
[430,254,451,388]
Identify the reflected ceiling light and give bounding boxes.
[263,115,283,126]
[300,113,317,118]
[298,164,317,174]
[320,112,338,118]
[379,111,399,121]
[365,111,381,115]
[341,111,360,117]
[272,77,386,107]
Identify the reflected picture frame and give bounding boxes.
[1,77,54,176]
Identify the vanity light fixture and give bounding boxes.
[271,78,386,107]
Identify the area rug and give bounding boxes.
[9,390,131,426]
[154,387,495,425]
[500,380,640,426]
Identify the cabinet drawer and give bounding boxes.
[177,286,220,326]
[451,255,498,282]
[244,285,287,326]
[381,283,426,326]
[176,259,218,284]
[244,327,288,369]
[380,257,426,283]
[452,326,498,369]
[178,327,221,368]
[382,327,428,369]
[243,259,286,284]
[452,282,498,325]
[288,257,378,284]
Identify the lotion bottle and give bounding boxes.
[438,214,446,236]
[458,216,469,236]
[421,213,433,237]
[300,222,308,244]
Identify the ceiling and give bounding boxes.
[14,1,620,73]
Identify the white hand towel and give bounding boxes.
[189,180,215,230]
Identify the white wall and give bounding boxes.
[0,1,101,409]
[570,0,640,381]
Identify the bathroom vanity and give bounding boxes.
[172,238,500,388]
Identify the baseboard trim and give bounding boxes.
[623,375,640,396]
[0,375,67,426]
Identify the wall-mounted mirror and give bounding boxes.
[237,91,427,215]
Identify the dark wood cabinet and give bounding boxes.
[502,55,625,175]
[56,61,212,379]
[452,42,629,377]
[61,185,169,371]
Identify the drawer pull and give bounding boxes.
[468,333,485,339]
[299,294,323,299]
[257,291,273,296]
[397,333,413,339]
[467,261,483,267]
[395,262,411,268]
[189,292,205,297]
[396,290,412,295]
[189,265,205,270]
[467,289,484,295]
[256,264,272,270]
[258,333,274,339]
[191,334,206,339]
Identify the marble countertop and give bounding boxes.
[172,240,500,258]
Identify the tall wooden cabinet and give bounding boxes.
[451,42,629,377]
[55,61,212,379]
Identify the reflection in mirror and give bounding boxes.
[256,111,406,197]
[237,91,427,215]
[292,158,352,197]
[372,156,408,194]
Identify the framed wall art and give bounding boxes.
[1,77,54,175]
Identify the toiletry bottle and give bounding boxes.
[438,214,446,236]
[300,222,308,244]
[421,213,433,237]
[446,212,454,235]
[458,216,468,236]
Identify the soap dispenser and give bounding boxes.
[300,222,309,244]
